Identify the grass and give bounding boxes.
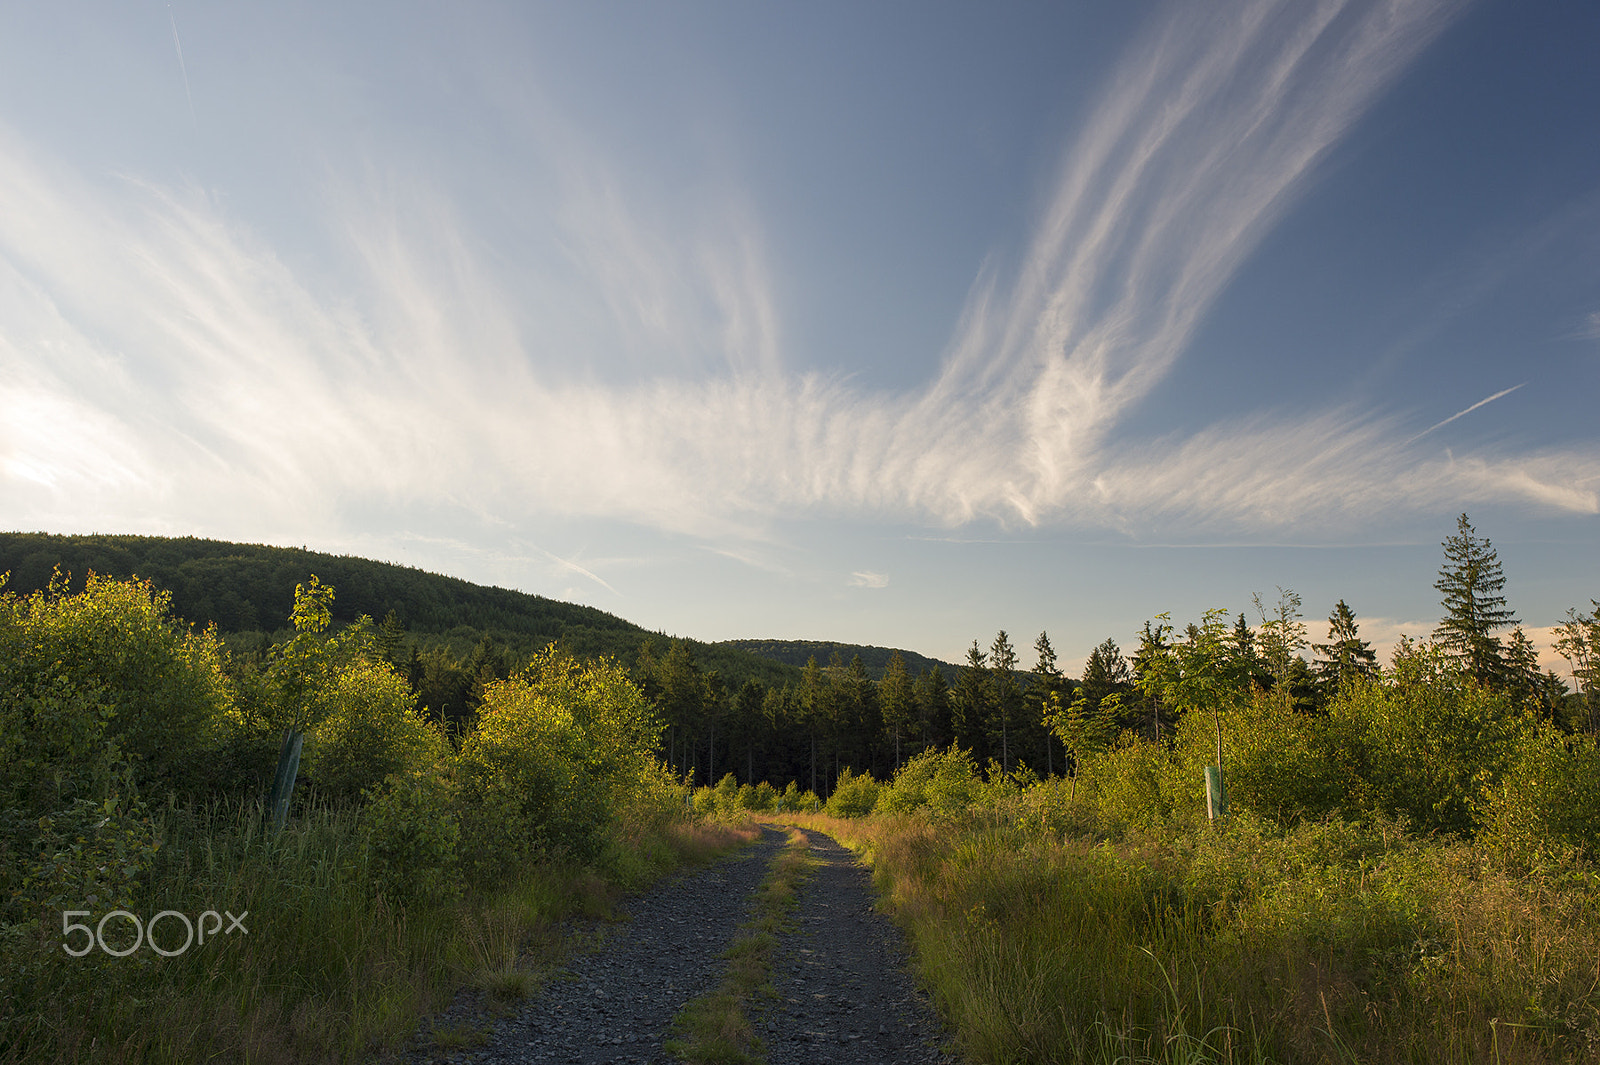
[774,805,1600,1065]
[0,797,758,1065]
[665,825,813,1065]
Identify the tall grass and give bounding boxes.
[0,795,751,1065]
[786,804,1600,1064]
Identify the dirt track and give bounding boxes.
[404,824,954,1064]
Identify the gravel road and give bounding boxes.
[406,824,954,1065]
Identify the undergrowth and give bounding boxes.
[0,798,753,1065]
[779,806,1600,1065]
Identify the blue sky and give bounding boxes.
[1,0,1596,673]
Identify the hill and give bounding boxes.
[716,639,961,680]
[0,532,802,689]
[0,532,957,690]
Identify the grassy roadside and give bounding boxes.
[1,800,756,1065]
[772,808,1600,1065]
[666,825,814,1065]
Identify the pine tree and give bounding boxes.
[1311,599,1377,693]
[1082,637,1134,731]
[1433,513,1517,685]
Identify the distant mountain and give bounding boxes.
[0,532,802,689]
[716,639,961,680]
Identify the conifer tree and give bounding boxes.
[988,630,1021,772]
[915,665,951,749]
[1312,599,1378,692]
[951,641,990,758]
[800,655,823,793]
[1081,637,1133,729]
[1433,513,1517,685]
[1030,632,1065,775]
[879,651,915,770]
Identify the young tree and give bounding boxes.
[1311,599,1378,693]
[1433,513,1517,685]
[1044,689,1118,799]
[1253,587,1307,710]
[1554,602,1600,732]
[1502,626,1568,721]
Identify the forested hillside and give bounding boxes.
[0,532,802,688]
[716,638,959,679]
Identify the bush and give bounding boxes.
[455,648,661,874]
[364,763,461,904]
[877,745,982,818]
[305,661,449,802]
[0,572,234,802]
[824,767,881,818]
[778,781,821,813]
[1478,727,1600,867]
[746,781,778,812]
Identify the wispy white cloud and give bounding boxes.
[848,571,890,590]
[2,0,1595,559]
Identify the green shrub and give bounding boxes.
[1318,654,1526,835]
[746,781,778,812]
[364,763,461,904]
[713,772,740,817]
[877,745,981,818]
[455,647,661,874]
[824,767,881,818]
[1478,727,1600,867]
[778,781,821,813]
[305,660,449,802]
[0,572,234,801]
[1079,736,1185,832]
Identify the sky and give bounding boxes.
[1,0,1596,674]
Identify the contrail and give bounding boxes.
[168,3,197,132]
[1405,383,1526,445]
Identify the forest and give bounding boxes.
[4,514,1600,1063]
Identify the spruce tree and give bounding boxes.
[915,665,951,749]
[951,641,990,758]
[1031,632,1065,775]
[879,651,915,770]
[1432,513,1517,685]
[1311,599,1377,693]
[988,630,1021,772]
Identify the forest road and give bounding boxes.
[406,824,956,1065]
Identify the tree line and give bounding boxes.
[637,514,1596,796]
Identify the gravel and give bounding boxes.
[402,824,955,1065]
[759,828,956,1065]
